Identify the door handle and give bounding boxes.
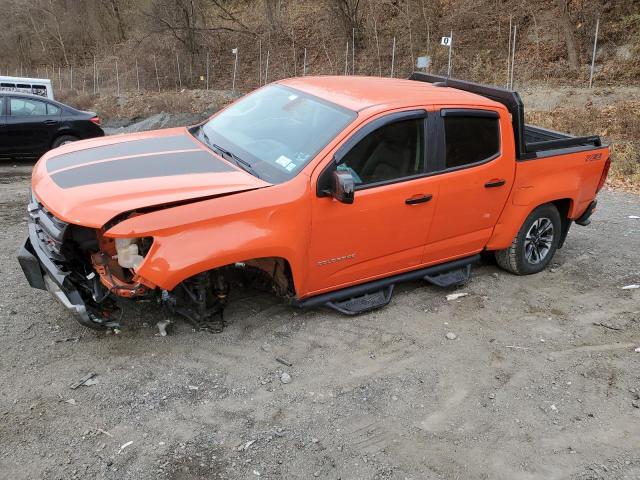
[405,194,433,205]
[43,120,57,125]
[485,179,506,188]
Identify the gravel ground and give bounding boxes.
[0,161,639,480]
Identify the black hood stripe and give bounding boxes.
[51,151,234,189]
[47,135,199,172]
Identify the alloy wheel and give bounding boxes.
[524,217,554,264]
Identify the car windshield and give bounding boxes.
[196,85,357,183]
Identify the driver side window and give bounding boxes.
[339,118,425,186]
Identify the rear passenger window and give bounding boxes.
[443,114,500,169]
[47,103,61,115]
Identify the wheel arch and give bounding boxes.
[486,197,575,251]
[50,132,79,148]
[229,256,297,297]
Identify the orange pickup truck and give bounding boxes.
[18,74,610,332]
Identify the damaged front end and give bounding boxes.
[18,193,293,332]
[18,193,126,329]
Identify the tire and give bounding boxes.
[52,135,78,148]
[494,203,562,275]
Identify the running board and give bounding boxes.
[326,285,394,315]
[293,255,480,315]
[424,264,471,288]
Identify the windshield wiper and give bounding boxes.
[210,142,261,179]
[195,126,261,179]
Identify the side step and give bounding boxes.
[326,285,394,315]
[293,254,480,315]
[424,264,471,288]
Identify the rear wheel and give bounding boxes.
[495,203,561,275]
[52,135,78,148]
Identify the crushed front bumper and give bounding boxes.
[17,195,109,329]
[18,233,100,329]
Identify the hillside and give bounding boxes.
[1,0,639,92]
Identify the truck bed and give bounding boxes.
[524,124,601,157]
[409,73,603,160]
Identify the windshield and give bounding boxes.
[196,85,356,183]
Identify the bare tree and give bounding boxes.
[555,0,579,70]
[328,0,364,46]
[105,0,127,42]
[145,0,203,55]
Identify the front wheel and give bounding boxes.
[494,204,562,275]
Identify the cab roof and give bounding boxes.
[278,76,504,113]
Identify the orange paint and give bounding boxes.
[31,76,610,300]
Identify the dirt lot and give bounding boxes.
[0,161,639,480]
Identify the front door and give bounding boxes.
[5,96,59,156]
[423,108,515,263]
[307,110,439,295]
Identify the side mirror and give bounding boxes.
[332,170,354,204]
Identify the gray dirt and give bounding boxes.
[0,161,639,480]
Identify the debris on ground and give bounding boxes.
[157,319,171,336]
[70,372,97,390]
[238,440,256,451]
[593,321,623,331]
[445,332,458,340]
[621,284,639,290]
[280,372,292,384]
[118,441,133,454]
[628,215,639,219]
[446,292,469,301]
[53,336,80,344]
[64,399,77,406]
[275,357,293,367]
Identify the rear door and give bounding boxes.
[423,107,515,263]
[5,97,59,156]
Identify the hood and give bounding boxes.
[32,127,270,228]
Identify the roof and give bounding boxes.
[0,90,54,101]
[0,76,51,84]
[0,90,69,107]
[278,76,504,112]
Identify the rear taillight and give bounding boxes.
[596,157,611,193]
[90,116,101,126]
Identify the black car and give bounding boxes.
[0,92,104,159]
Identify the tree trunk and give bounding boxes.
[555,0,579,70]
[109,0,127,42]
